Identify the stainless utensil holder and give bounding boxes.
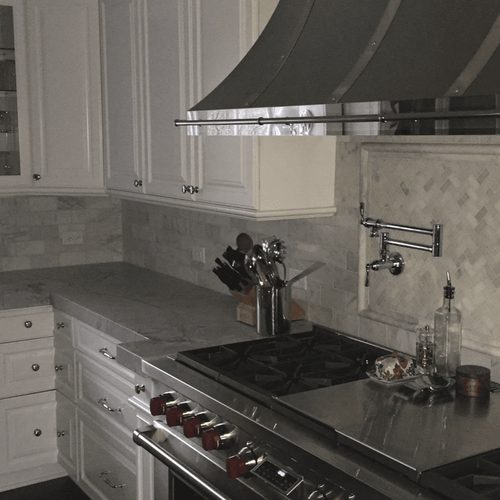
[256,284,291,336]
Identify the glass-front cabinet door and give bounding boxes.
[0,0,31,188]
[0,5,19,177]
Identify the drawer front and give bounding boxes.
[0,391,58,474]
[0,306,54,343]
[0,337,55,399]
[54,331,76,401]
[53,310,74,344]
[56,391,78,479]
[78,409,137,500]
[77,351,136,437]
[75,320,133,381]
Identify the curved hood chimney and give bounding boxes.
[177,0,500,136]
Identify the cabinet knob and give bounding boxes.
[34,429,42,437]
[57,431,66,438]
[33,173,41,181]
[32,364,40,372]
[134,179,143,187]
[57,322,65,329]
[24,320,33,328]
[135,384,146,394]
[55,365,64,372]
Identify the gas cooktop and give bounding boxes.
[177,326,389,401]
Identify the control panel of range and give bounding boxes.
[148,392,355,499]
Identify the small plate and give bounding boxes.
[366,369,422,386]
[411,375,456,392]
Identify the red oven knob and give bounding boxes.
[202,424,236,451]
[149,392,180,416]
[202,428,221,450]
[166,402,195,426]
[226,455,249,479]
[226,447,257,479]
[183,416,202,437]
[183,412,218,438]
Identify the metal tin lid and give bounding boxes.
[456,365,491,379]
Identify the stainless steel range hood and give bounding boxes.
[176,0,500,136]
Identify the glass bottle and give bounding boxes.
[434,272,462,377]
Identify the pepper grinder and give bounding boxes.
[416,325,435,374]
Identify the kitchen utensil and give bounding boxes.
[287,261,325,286]
[262,236,286,262]
[262,236,287,283]
[254,244,278,286]
[236,232,253,253]
[244,246,273,287]
[213,257,250,292]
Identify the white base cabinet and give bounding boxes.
[55,312,139,500]
[0,306,65,493]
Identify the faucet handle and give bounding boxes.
[365,263,371,287]
[360,202,365,225]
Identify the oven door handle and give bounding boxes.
[133,425,232,500]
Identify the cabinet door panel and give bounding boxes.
[78,409,137,500]
[0,391,57,474]
[143,0,187,199]
[0,337,55,399]
[101,0,144,194]
[26,0,104,190]
[56,391,77,479]
[0,0,32,189]
[54,331,76,401]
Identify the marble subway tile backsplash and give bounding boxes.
[121,200,358,332]
[0,196,122,271]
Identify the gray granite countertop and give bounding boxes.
[0,262,280,372]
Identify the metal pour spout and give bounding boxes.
[360,203,442,286]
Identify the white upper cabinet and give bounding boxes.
[103,0,336,220]
[0,0,104,194]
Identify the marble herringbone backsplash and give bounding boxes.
[361,143,500,355]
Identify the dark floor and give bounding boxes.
[0,477,91,500]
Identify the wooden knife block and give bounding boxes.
[232,287,305,326]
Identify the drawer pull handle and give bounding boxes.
[34,429,42,437]
[24,320,33,328]
[32,364,40,372]
[135,384,146,394]
[55,365,64,372]
[57,322,65,329]
[99,471,124,489]
[98,397,122,413]
[57,431,65,437]
[99,347,115,360]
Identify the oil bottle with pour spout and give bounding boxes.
[434,271,462,377]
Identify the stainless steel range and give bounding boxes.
[133,325,500,500]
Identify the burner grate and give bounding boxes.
[177,327,389,398]
[490,381,500,393]
[421,450,500,500]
